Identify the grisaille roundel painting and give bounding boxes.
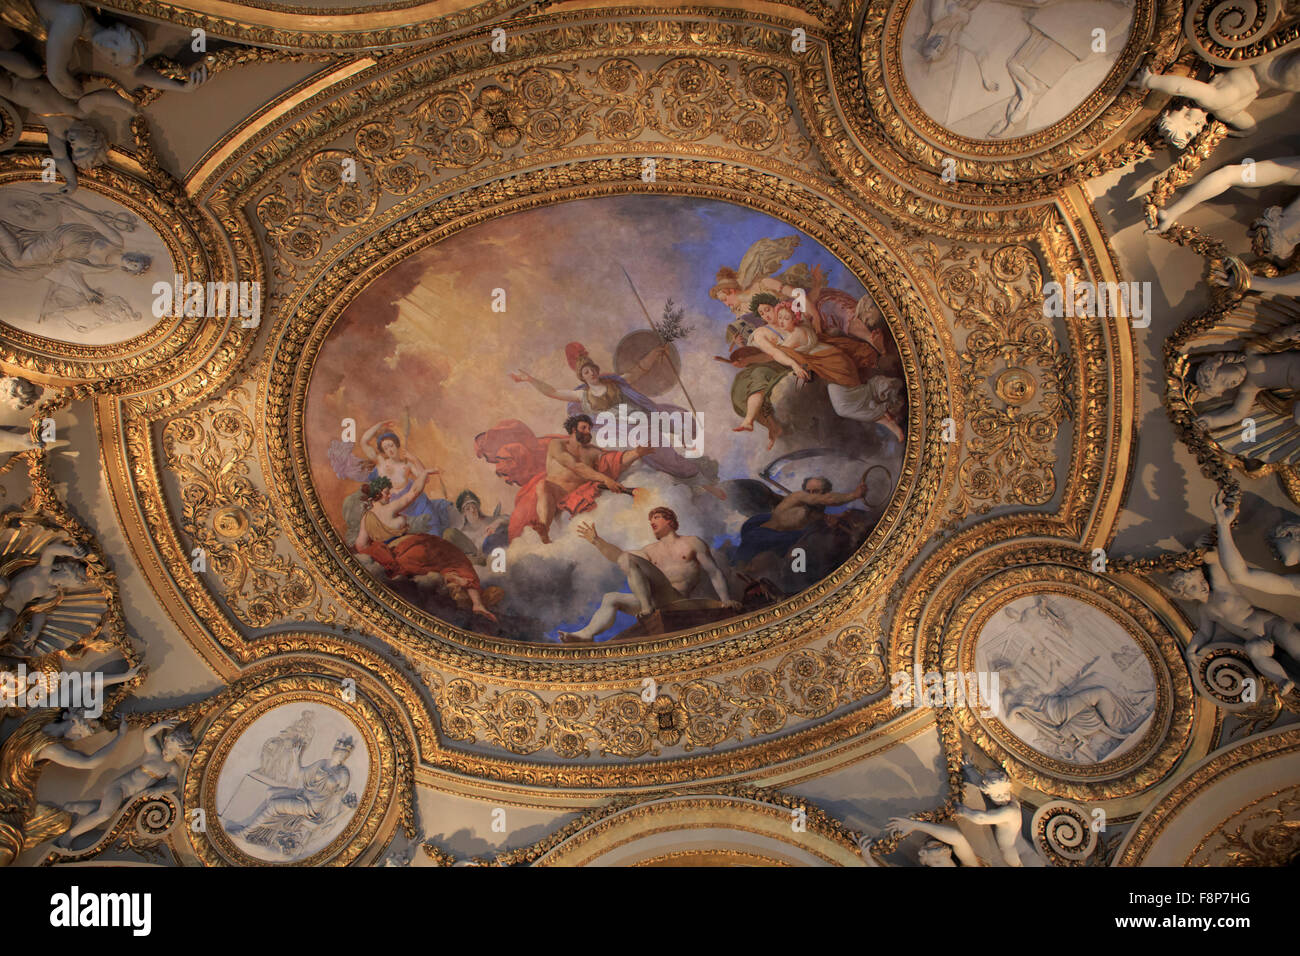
[306,196,906,643]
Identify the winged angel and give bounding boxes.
[710,236,885,343]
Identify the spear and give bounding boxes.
[620,264,698,418]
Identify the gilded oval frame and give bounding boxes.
[262,159,952,673]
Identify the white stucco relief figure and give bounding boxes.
[884,765,1028,866]
[217,705,366,863]
[1147,157,1300,261]
[976,595,1156,764]
[904,0,1134,140]
[1184,265,1300,465]
[224,735,358,856]
[0,0,205,99]
[0,709,128,864]
[1165,493,1300,697]
[55,718,193,850]
[1131,49,1300,137]
[0,186,166,342]
[1000,666,1153,762]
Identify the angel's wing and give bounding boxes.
[775,263,813,292]
[736,236,801,291]
[328,439,374,482]
[720,478,784,515]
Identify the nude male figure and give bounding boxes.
[762,477,867,532]
[1168,525,1300,695]
[886,765,1024,867]
[559,507,739,643]
[1213,491,1300,603]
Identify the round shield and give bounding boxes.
[613,329,682,396]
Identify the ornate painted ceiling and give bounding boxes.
[0,0,1297,871]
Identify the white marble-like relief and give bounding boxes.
[901,0,1134,140]
[974,594,1156,764]
[216,705,367,863]
[0,184,169,344]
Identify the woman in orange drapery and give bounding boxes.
[353,469,498,622]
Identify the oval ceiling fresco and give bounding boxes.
[305,195,907,644]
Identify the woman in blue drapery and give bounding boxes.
[327,418,455,537]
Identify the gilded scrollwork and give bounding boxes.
[1119,726,1300,865]
[1188,785,1300,865]
[421,783,866,866]
[0,0,1279,875]
[76,4,1134,806]
[253,54,815,281]
[422,625,887,759]
[1031,800,1099,865]
[916,242,1072,518]
[1183,0,1300,66]
[162,382,349,630]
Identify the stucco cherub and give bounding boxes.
[0,0,204,99]
[1165,500,1300,697]
[0,51,135,192]
[55,717,194,849]
[884,765,1025,867]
